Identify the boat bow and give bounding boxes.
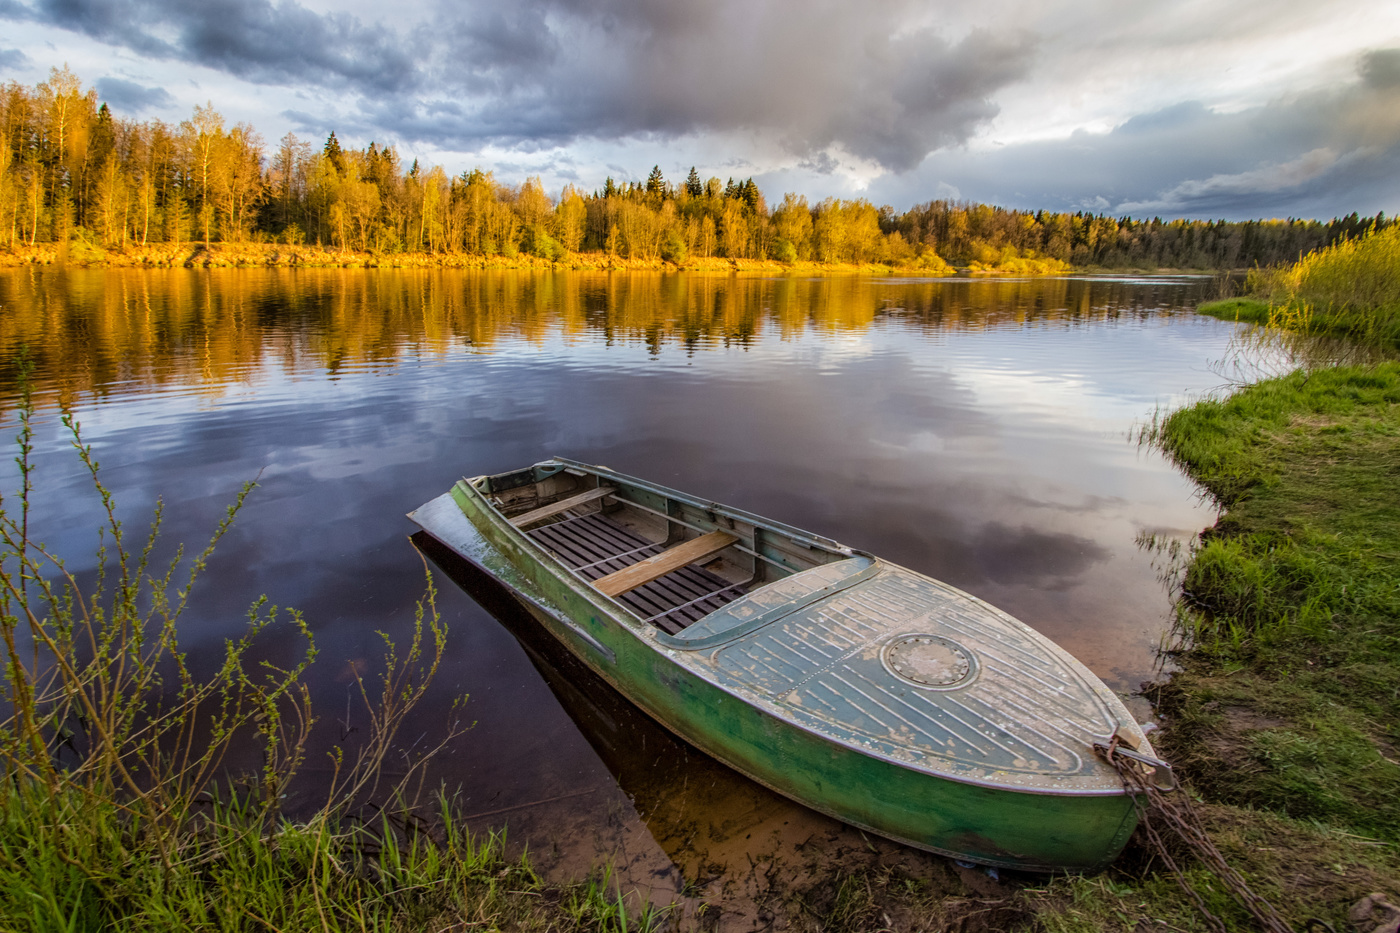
[669,559,1142,795]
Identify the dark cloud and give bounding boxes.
[26,0,420,91]
[799,151,841,175]
[33,0,175,57]
[96,76,173,112]
[0,47,29,70]
[863,47,1400,218]
[1361,48,1400,89]
[1,0,1034,169]
[418,5,1033,171]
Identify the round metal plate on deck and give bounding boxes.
[882,634,977,690]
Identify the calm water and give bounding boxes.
[0,268,1233,902]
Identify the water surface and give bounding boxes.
[0,268,1232,904]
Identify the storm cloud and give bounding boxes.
[4,0,1035,169]
[858,48,1400,219]
[17,0,422,91]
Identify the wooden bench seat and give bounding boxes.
[593,531,739,598]
[526,514,742,633]
[509,486,616,528]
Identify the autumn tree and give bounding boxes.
[181,103,224,245]
[772,193,813,261]
[271,133,311,237]
[555,184,586,252]
[212,123,264,240]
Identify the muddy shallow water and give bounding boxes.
[0,268,1234,913]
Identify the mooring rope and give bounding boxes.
[1096,736,1298,933]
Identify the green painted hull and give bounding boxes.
[411,473,1142,873]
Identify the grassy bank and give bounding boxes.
[1152,364,1400,834]
[1030,364,1400,932]
[1199,225,1400,349]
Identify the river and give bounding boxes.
[0,267,1234,909]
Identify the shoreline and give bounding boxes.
[0,242,1225,276]
[1030,361,1400,931]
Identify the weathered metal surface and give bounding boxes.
[409,459,1153,872]
[697,561,1132,793]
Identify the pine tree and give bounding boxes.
[685,167,702,197]
[646,165,664,196]
[324,131,343,172]
[740,178,760,212]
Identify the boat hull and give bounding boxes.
[411,484,1139,872]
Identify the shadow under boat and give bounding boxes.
[412,530,842,880]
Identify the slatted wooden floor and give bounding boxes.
[527,512,746,633]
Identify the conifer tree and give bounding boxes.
[323,131,343,172]
[685,167,702,197]
[646,165,664,196]
[740,178,762,213]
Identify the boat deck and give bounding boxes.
[527,513,746,633]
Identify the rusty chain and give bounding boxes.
[1097,738,1295,933]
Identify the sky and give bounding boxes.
[1,0,1398,220]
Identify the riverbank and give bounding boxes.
[1155,364,1400,828]
[1024,362,1400,931]
[0,241,1077,276]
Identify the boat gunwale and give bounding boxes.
[414,497,1139,871]
[429,471,1142,798]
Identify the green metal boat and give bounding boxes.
[409,457,1169,872]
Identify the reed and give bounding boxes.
[1200,225,1400,350]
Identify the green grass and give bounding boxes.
[0,786,662,933]
[1144,363,1400,838]
[1029,801,1400,933]
[1018,362,1400,933]
[1196,297,1272,327]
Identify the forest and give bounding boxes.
[0,68,1391,270]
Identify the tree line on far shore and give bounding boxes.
[0,68,1391,269]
